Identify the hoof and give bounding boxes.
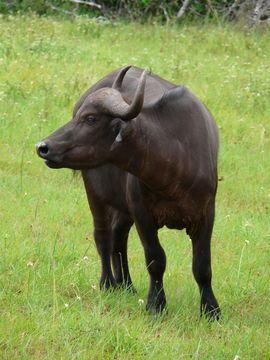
[100,277,117,290]
[200,288,220,321]
[201,305,221,321]
[117,282,137,293]
[146,297,166,314]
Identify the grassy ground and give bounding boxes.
[0,14,269,359]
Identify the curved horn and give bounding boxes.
[111,69,147,121]
[93,69,147,121]
[112,65,132,91]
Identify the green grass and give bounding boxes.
[0,13,270,359]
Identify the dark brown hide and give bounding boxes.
[36,66,220,319]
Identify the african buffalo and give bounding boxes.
[36,65,220,319]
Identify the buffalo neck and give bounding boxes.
[111,114,183,193]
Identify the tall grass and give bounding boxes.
[0,14,269,359]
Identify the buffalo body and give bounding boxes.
[37,66,220,319]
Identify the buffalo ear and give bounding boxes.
[110,119,134,151]
[110,118,123,135]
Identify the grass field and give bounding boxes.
[0,14,270,359]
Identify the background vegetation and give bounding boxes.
[0,12,270,360]
[1,0,270,26]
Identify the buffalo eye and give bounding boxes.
[85,115,96,125]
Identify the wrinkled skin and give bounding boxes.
[37,65,221,320]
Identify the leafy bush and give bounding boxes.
[0,0,269,25]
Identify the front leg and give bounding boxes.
[94,228,116,289]
[144,241,167,313]
[128,178,166,313]
[111,212,135,291]
[134,214,167,313]
[82,172,116,290]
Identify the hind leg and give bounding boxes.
[111,212,135,291]
[190,204,220,320]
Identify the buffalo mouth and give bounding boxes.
[44,159,63,169]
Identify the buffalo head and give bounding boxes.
[36,66,147,170]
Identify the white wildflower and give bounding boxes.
[244,220,252,227]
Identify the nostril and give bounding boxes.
[36,141,49,157]
[40,144,49,154]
